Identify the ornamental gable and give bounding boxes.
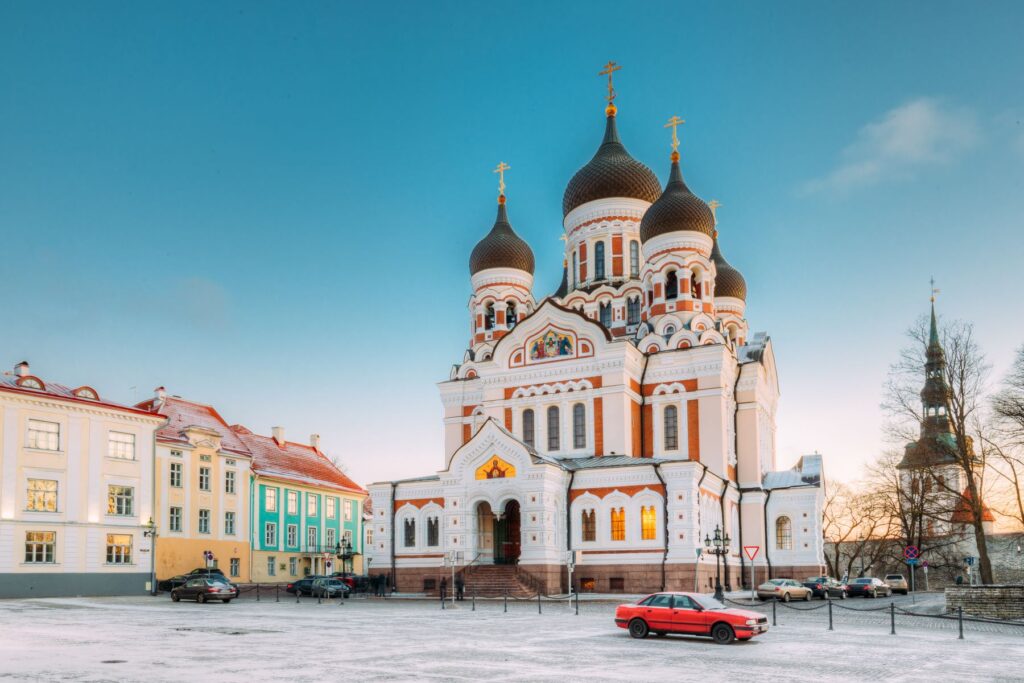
[491,299,613,370]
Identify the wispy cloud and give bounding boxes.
[802,98,980,194]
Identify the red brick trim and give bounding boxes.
[570,484,665,503]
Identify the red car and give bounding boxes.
[615,592,769,644]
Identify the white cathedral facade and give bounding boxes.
[368,87,824,594]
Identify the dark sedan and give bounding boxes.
[802,576,847,599]
[158,568,226,592]
[285,576,330,596]
[171,577,239,603]
[313,578,351,598]
[846,577,892,598]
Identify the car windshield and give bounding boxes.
[694,596,726,610]
[886,576,903,580]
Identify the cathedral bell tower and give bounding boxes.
[467,163,536,357]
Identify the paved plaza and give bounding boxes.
[1,593,1022,682]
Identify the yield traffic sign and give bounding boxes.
[743,545,760,561]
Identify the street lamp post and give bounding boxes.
[704,524,730,602]
[142,517,157,596]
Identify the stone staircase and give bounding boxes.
[462,564,536,598]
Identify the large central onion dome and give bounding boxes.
[469,197,535,275]
[640,155,715,243]
[711,231,747,301]
[562,114,662,217]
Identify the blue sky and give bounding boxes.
[2,1,1023,486]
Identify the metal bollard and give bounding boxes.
[537,591,542,614]
[276,584,280,603]
[890,602,895,635]
[504,590,507,614]
[827,596,833,631]
[472,591,475,612]
[441,589,446,610]
[296,587,300,604]
[317,589,322,605]
[772,598,777,626]
[958,606,964,640]
[256,583,260,602]
[575,590,579,616]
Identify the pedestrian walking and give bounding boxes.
[455,575,464,601]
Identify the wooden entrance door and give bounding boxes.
[494,500,521,565]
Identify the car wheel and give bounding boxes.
[782,592,791,603]
[711,623,735,645]
[628,618,649,639]
[804,591,812,602]
[171,594,180,602]
[840,590,847,600]
[197,593,206,604]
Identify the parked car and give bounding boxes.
[285,576,330,596]
[802,576,847,599]
[187,567,224,577]
[158,568,226,592]
[171,577,239,603]
[756,578,813,602]
[332,572,371,592]
[885,574,910,595]
[312,578,351,598]
[615,592,769,644]
[846,577,892,598]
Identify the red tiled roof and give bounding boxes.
[0,371,163,419]
[136,396,252,456]
[234,427,365,495]
[951,487,996,524]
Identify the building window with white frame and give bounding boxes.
[599,301,612,328]
[169,462,182,488]
[286,490,298,515]
[267,556,276,576]
[27,419,60,451]
[224,511,236,536]
[106,534,132,564]
[629,240,640,278]
[572,403,586,449]
[627,296,641,325]
[107,485,134,516]
[169,506,182,532]
[581,509,596,542]
[107,431,135,460]
[265,488,277,513]
[776,516,792,550]
[343,528,353,551]
[366,525,374,545]
[25,531,55,563]
[522,409,535,448]
[664,405,679,451]
[641,505,657,540]
[610,507,625,541]
[198,509,211,534]
[547,406,560,451]
[225,470,235,494]
[265,522,277,547]
[26,479,58,512]
[289,557,297,576]
[427,517,439,546]
[287,524,298,548]
[327,497,337,520]
[326,527,336,548]
[307,526,318,550]
[594,241,606,280]
[403,518,415,547]
[229,558,240,577]
[198,467,211,492]
[345,499,353,522]
[307,494,318,517]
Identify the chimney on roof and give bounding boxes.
[154,386,167,401]
[310,434,321,450]
[15,361,29,378]
[272,426,285,445]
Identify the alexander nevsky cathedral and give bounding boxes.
[368,66,825,595]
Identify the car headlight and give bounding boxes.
[746,619,757,626]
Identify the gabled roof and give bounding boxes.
[137,395,252,456]
[951,487,996,524]
[1,368,161,418]
[235,427,365,495]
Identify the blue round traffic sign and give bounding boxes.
[904,545,920,560]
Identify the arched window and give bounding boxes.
[629,240,640,278]
[426,517,439,546]
[664,405,679,450]
[506,301,517,329]
[547,406,560,451]
[775,516,792,550]
[610,507,626,541]
[572,403,586,449]
[647,289,654,307]
[522,409,535,448]
[599,302,612,328]
[403,518,416,547]
[581,509,596,542]
[641,505,657,540]
[627,297,640,325]
[572,251,578,289]
[594,241,605,280]
[484,303,495,330]
[690,271,702,299]
[665,270,678,300]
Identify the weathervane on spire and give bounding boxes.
[709,199,722,224]
[930,276,940,303]
[664,115,685,160]
[493,161,510,202]
[599,60,622,116]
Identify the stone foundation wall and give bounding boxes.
[945,584,1024,619]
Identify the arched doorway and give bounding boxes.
[494,500,521,565]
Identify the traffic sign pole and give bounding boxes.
[743,546,760,603]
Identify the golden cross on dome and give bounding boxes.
[493,161,510,198]
[709,199,722,224]
[599,60,622,105]
[664,115,686,153]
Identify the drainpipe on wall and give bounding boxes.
[763,488,773,580]
[249,473,257,583]
[390,481,397,593]
[564,469,575,593]
[653,462,668,591]
[719,477,730,591]
[696,464,709,589]
[732,359,747,589]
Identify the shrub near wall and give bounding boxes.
[945,585,1024,619]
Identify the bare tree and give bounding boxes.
[990,345,1024,529]
[822,480,894,579]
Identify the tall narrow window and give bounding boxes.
[599,302,612,328]
[775,516,792,550]
[629,240,640,278]
[506,301,517,329]
[610,508,625,541]
[265,488,277,513]
[307,494,318,517]
[267,556,276,576]
[572,251,578,289]
[326,528,336,548]
[230,558,240,577]
[572,403,586,449]
[199,467,210,491]
[594,241,606,280]
[225,470,235,494]
[427,517,439,546]
[691,272,702,299]
[641,506,657,540]
[547,406,560,451]
[265,522,277,547]
[404,519,416,547]
[307,526,318,549]
[286,490,297,515]
[665,270,678,300]
[581,509,596,542]
[224,511,236,535]
[522,409,535,448]
[169,506,182,532]
[627,297,641,325]
[484,303,495,330]
[664,405,679,451]
[198,509,210,534]
[287,524,298,547]
[169,462,182,488]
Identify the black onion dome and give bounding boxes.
[711,234,747,301]
[639,159,715,243]
[562,115,662,217]
[469,201,535,275]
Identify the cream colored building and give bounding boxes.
[0,361,164,598]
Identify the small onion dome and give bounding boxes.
[469,197,535,275]
[711,231,747,301]
[562,114,661,217]
[639,155,715,243]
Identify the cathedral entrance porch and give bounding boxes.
[475,500,521,565]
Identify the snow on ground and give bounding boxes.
[0,594,1019,682]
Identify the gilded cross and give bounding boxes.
[708,200,722,224]
[599,60,622,104]
[664,115,686,153]
[930,276,940,303]
[493,161,510,197]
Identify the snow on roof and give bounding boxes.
[235,427,365,495]
[1,369,161,418]
[557,455,676,471]
[763,454,823,490]
[138,395,251,456]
